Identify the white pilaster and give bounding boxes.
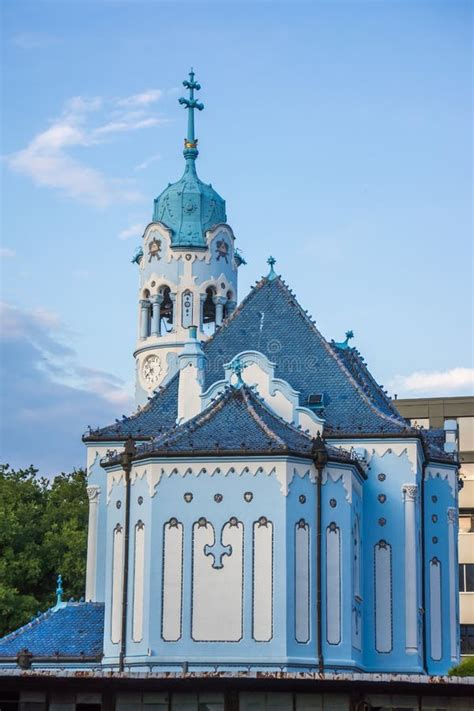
[402,484,418,654]
[447,507,457,661]
[85,485,100,602]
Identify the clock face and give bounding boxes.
[142,354,162,387]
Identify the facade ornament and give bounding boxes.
[402,484,418,502]
[447,507,456,524]
[86,485,101,502]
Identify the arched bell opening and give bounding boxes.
[202,286,216,336]
[159,286,174,334]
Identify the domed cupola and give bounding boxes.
[153,70,226,247]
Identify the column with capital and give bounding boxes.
[139,299,150,340]
[447,507,458,661]
[402,484,419,654]
[85,485,101,602]
[213,295,227,327]
[150,294,163,337]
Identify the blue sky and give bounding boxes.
[1,0,472,475]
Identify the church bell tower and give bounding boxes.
[133,70,243,406]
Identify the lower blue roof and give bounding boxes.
[0,602,104,658]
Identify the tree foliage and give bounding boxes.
[0,464,88,637]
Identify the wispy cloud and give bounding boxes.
[5,92,167,207]
[0,302,133,474]
[0,248,16,258]
[118,223,146,240]
[134,153,161,171]
[117,89,163,107]
[390,367,474,396]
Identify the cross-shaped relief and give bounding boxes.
[201,515,240,569]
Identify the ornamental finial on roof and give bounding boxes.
[179,68,204,159]
[334,330,354,351]
[267,256,277,281]
[56,574,63,606]
[229,357,247,389]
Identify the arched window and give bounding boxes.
[202,286,216,336]
[159,286,173,334]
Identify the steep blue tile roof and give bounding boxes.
[87,276,447,445]
[127,385,316,459]
[86,375,179,440]
[202,277,407,433]
[0,603,104,658]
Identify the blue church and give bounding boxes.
[0,72,470,711]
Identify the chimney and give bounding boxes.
[177,326,207,423]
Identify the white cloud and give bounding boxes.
[95,116,165,137]
[390,367,474,396]
[5,91,167,207]
[0,301,134,474]
[117,89,163,107]
[134,153,161,171]
[118,223,146,240]
[0,247,16,258]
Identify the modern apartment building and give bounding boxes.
[394,396,474,655]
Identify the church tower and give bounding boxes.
[133,70,243,405]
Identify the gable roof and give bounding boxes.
[203,277,407,433]
[85,275,415,443]
[0,603,104,659]
[105,385,316,462]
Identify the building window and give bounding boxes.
[459,563,474,592]
[461,624,474,654]
[459,509,474,533]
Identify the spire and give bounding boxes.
[178,68,204,165]
[56,574,63,605]
[267,256,278,281]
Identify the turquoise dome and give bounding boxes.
[153,159,226,248]
[153,70,226,248]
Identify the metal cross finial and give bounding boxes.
[267,255,277,281]
[345,330,354,343]
[56,574,63,606]
[179,68,204,153]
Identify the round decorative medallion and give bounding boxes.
[329,498,337,508]
[378,517,386,526]
[432,536,438,544]
[299,495,306,504]
[244,492,253,502]
[214,493,223,503]
[378,473,386,481]
[432,495,438,503]
[116,500,122,509]
[138,496,143,505]
[378,494,386,503]
[184,492,193,503]
[142,354,162,387]
[185,253,192,261]
[432,514,438,523]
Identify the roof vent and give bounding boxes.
[307,393,327,411]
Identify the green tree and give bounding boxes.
[0,464,88,637]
